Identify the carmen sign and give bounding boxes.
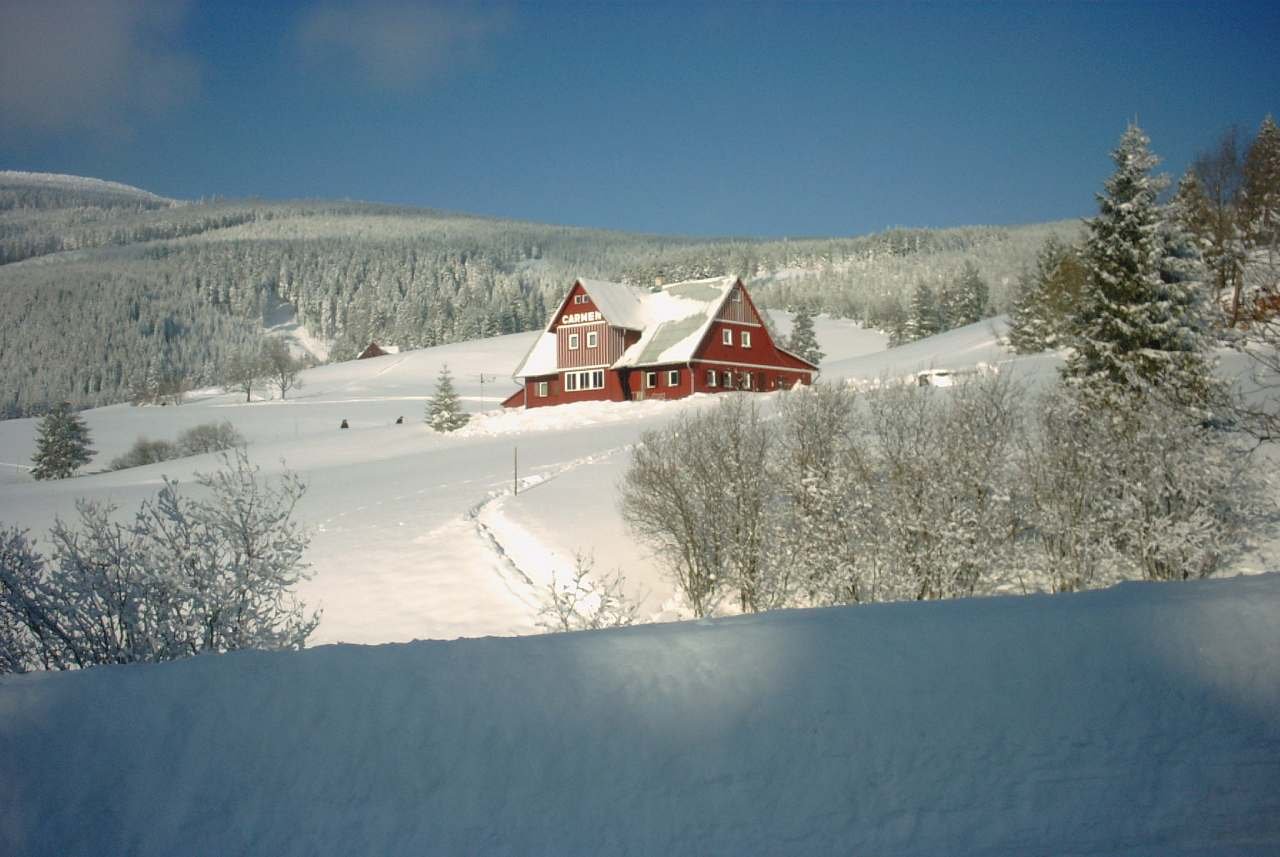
[561,311,603,325]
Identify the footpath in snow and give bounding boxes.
[2,574,1278,856]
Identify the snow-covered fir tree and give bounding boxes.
[1007,237,1086,353]
[30,403,94,480]
[950,262,990,327]
[1063,124,1214,405]
[904,282,942,341]
[787,306,825,365]
[425,364,469,432]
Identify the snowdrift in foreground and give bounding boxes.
[3,576,1279,856]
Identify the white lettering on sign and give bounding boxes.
[560,311,602,325]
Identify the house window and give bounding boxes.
[568,333,580,350]
[723,371,734,389]
[565,372,578,391]
[722,328,733,346]
[645,371,657,388]
[667,369,680,386]
[707,369,717,387]
[574,294,588,305]
[586,331,599,349]
[741,372,752,390]
[591,370,604,389]
[740,330,751,348]
[537,381,549,397]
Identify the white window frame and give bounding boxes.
[707,369,717,387]
[586,331,599,349]
[722,328,733,346]
[723,371,734,389]
[537,381,549,397]
[741,372,752,390]
[565,372,578,391]
[645,371,657,389]
[568,332,580,350]
[667,369,680,386]
[730,288,741,302]
[574,294,588,305]
[740,330,751,348]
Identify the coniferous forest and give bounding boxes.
[0,170,1077,418]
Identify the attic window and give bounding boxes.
[574,294,589,305]
[730,289,741,302]
[722,329,733,346]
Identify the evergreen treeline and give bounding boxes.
[0,171,1076,418]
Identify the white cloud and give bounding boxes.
[296,0,510,91]
[0,0,199,140]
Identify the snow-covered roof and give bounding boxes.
[513,275,741,378]
[513,331,558,379]
[574,278,649,331]
[613,276,740,368]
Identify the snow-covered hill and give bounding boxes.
[2,573,1277,856]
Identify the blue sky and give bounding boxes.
[2,1,1277,237]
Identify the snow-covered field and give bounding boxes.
[2,574,1277,856]
[0,313,885,643]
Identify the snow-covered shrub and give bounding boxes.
[0,449,318,673]
[538,554,639,633]
[109,437,179,470]
[108,421,243,470]
[176,420,244,456]
[621,395,778,616]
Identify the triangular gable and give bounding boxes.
[724,283,821,371]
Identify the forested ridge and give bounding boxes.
[0,170,1077,417]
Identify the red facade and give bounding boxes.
[510,277,817,408]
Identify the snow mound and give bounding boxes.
[2,574,1278,856]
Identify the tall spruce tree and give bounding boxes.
[30,403,95,480]
[1008,237,1087,353]
[1063,124,1214,405]
[787,306,824,365]
[951,262,990,327]
[905,282,942,342]
[425,364,469,432]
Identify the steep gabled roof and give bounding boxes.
[574,278,648,331]
[613,276,740,368]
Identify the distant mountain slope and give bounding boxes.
[0,172,1080,417]
[1,573,1276,856]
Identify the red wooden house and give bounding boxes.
[503,276,818,408]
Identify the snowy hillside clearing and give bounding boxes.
[1,573,1277,856]
[0,317,884,644]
